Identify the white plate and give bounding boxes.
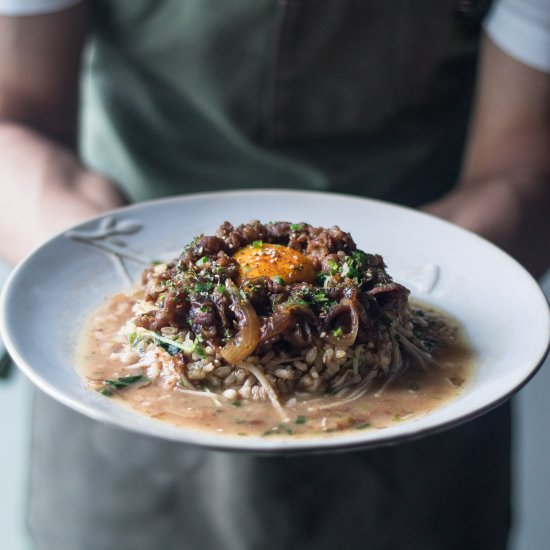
[1,190,549,453]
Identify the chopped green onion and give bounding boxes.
[128,331,140,347]
[332,327,344,338]
[194,282,213,293]
[316,273,328,286]
[142,329,197,355]
[290,223,303,231]
[295,415,307,424]
[326,259,339,272]
[351,251,366,265]
[252,240,263,249]
[271,275,285,285]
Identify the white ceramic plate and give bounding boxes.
[1,190,549,453]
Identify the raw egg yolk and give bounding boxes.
[233,243,315,284]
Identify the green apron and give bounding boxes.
[30,1,511,548]
[80,0,481,205]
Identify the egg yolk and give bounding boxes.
[233,243,316,284]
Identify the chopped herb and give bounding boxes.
[355,423,371,430]
[116,374,144,384]
[196,256,209,266]
[290,223,303,231]
[272,275,285,285]
[252,240,263,249]
[316,273,328,286]
[332,327,344,338]
[156,338,181,356]
[194,282,213,293]
[262,424,294,436]
[150,260,163,265]
[104,375,145,387]
[199,305,211,312]
[195,346,207,359]
[393,415,402,422]
[232,400,243,407]
[215,285,226,294]
[326,259,339,272]
[103,375,147,392]
[313,292,328,302]
[295,415,307,424]
[214,266,223,273]
[351,251,366,266]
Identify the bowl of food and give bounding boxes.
[1,190,548,453]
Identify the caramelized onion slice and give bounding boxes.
[260,311,292,343]
[283,320,313,348]
[260,303,315,345]
[325,298,360,347]
[220,281,261,364]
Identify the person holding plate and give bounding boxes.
[0,0,549,548]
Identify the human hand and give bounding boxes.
[423,175,550,279]
[424,34,550,280]
[0,124,126,265]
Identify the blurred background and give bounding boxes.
[1,265,549,549]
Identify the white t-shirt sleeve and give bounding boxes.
[484,0,550,73]
[0,0,82,16]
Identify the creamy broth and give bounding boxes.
[76,291,473,438]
